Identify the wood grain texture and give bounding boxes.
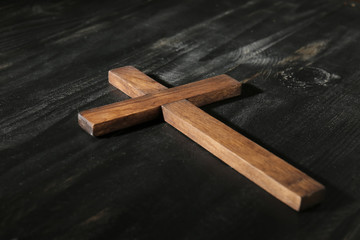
[79,71,241,136]
[1,0,360,239]
[162,100,325,211]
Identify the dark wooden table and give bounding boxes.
[1,0,360,239]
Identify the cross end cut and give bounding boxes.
[298,184,326,211]
[78,112,95,136]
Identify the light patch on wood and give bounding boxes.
[43,182,57,192]
[279,40,328,65]
[240,72,261,84]
[150,7,243,50]
[0,62,13,70]
[43,174,79,192]
[55,23,107,44]
[81,208,109,225]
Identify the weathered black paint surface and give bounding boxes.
[1,0,360,239]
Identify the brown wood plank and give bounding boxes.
[79,72,241,136]
[161,100,325,211]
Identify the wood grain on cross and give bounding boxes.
[78,66,325,211]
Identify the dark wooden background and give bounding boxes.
[1,0,360,239]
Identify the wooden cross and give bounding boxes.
[78,66,325,211]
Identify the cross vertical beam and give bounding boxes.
[162,100,324,211]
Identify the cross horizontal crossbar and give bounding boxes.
[78,66,325,211]
[79,74,241,136]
